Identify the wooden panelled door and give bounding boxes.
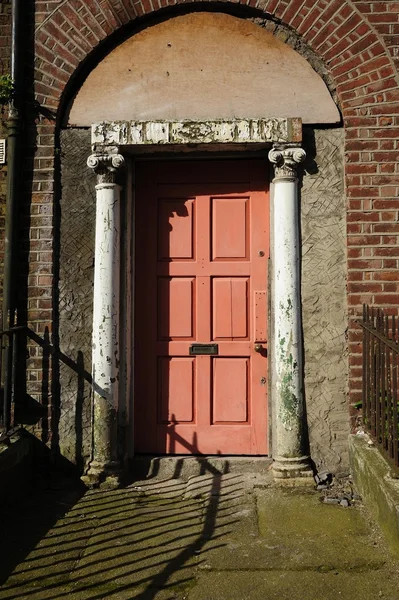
[134,159,269,455]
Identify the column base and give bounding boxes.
[273,455,314,486]
[81,460,122,489]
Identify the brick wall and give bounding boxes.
[353,1,399,71]
[1,0,399,448]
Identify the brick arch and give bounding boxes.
[34,0,397,117]
[30,1,399,421]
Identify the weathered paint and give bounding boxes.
[274,179,303,452]
[59,126,348,475]
[269,146,313,480]
[91,118,302,149]
[85,180,121,483]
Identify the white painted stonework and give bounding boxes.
[91,118,301,149]
[91,181,121,408]
[269,146,313,479]
[85,153,124,483]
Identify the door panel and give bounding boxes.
[158,198,195,260]
[212,358,249,423]
[134,159,269,455]
[158,277,194,339]
[212,197,249,259]
[212,278,249,340]
[158,357,195,423]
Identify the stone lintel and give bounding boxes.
[91,118,302,149]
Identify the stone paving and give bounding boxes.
[1,466,399,600]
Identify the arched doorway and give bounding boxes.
[61,11,344,483]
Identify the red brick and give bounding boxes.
[1,0,399,446]
[374,294,399,304]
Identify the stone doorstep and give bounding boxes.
[349,433,399,559]
[129,455,274,482]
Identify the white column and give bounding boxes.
[85,152,125,486]
[268,145,313,480]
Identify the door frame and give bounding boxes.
[85,117,311,485]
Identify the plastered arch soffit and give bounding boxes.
[66,13,341,126]
[34,0,399,120]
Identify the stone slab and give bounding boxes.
[1,472,399,600]
[189,570,399,600]
[255,487,385,570]
[349,433,399,558]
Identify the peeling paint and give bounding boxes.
[271,148,307,469]
[277,333,300,430]
[91,118,301,149]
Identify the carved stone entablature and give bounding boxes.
[91,118,302,148]
[268,145,306,181]
[87,152,125,184]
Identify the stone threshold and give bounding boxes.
[130,455,273,482]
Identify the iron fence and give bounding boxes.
[0,325,52,442]
[0,325,26,440]
[359,305,399,473]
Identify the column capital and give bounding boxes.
[268,144,306,181]
[87,152,125,184]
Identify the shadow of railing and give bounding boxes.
[0,468,87,589]
[0,424,244,599]
[0,325,92,469]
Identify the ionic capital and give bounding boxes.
[87,152,125,184]
[268,144,306,181]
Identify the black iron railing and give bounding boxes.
[0,325,26,440]
[359,305,399,473]
[0,325,90,444]
[0,325,52,441]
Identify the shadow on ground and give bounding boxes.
[0,467,86,592]
[2,461,399,600]
[0,461,244,600]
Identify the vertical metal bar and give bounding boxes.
[393,314,399,471]
[376,310,382,444]
[0,331,3,433]
[386,314,393,459]
[380,311,386,449]
[370,308,376,437]
[2,0,23,437]
[362,304,367,424]
[10,330,18,428]
[385,314,390,454]
[394,351,399,471]
[2,333,11,432]
[365,305,370,431]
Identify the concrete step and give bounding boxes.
[130,455,273,481]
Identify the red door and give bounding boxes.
[134,159,269,455]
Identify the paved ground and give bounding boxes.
[1,464,399,600]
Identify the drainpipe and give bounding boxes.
[2,0,22,428]
[3,0,22,329]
